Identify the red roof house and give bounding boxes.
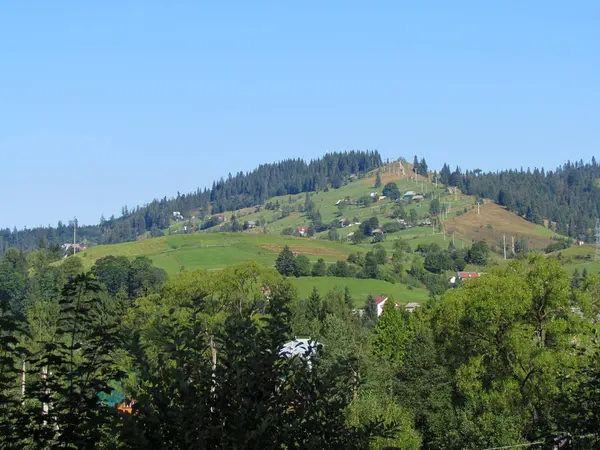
[457,272,481,280]
[297,227,308,236]
[373,296,389,316]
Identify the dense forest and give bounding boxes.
[0,151,381,254]
[1,243,600,448]
[438,158,600,241]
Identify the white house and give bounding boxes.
[374,296,389,316]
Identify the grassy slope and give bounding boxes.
[72,160,569,302]
[203,162,559,252]
[290,276,429,307]
[77,233,365,275]
[546,245,600,273]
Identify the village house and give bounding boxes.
[403,191,416,199]
[412,194,425,201]
[450,271,482,284]
[297,226,308,236]
[371,228,384,235]
[338,218,348,228]
[246,220,256,229]
[374,296,389,316]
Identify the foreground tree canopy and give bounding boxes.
[1,252,600,448]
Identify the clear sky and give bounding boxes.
[1,1,598,228]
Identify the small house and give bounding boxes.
[374,296,389,317]
[404,302,421,313]
[338,218,348,228]
[371,228,384,235]
[452,272,482,284]
[297,226,308,236]
[335,199,342,205]
[378,195,387,201]
[247,220,256,229]
[412,195,425,201]
[403,191,416,199]
[370,192,378,198]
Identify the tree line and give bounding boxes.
[437,158,600,241]
[1,151,382,255]
[2,248,600,447]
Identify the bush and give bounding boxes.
[382,222,402,234]
[294,255,311,277]
[281,227,295,236]
[311,258,327,277]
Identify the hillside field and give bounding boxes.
[290,276,429,307]
[188,162,561,252]
[76,233,364,274]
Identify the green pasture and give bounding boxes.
[290,276,430,307]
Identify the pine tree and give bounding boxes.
[374,171,382,188]
[344,286,353,309]
[275,246,296,276]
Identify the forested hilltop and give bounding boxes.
[438,158,600,241]
[3,153,600,256]
[0,151,382,253]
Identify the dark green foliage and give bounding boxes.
[21,274,124,448]
[2,151,382,253]
[382,222,402,234]
[275,245,296,276]
[429,198,441,216]
[327,260,355,278]
[91,255,167,299]
[126,279,391,449]
[311,258,327,277]
[382,182,401,200]
[293,254,311,277]
[468,241,489,266]
[375,171,382,188]
[442,159,600,241]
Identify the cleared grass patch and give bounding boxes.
[290,276,429,307]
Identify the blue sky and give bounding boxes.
[1,1,598,228]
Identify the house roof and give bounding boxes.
[373,296,388,305]
[405,302,421,309]
[457,272,481,279]
[280,339,319,359]
[297,226,308,232]
[404,191,416,197]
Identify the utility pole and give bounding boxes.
[503,235,507,260]
[511,236,515,256]
[477,201,481,215]
[73,217,77,254]
[595,219,600,260]
[452,232,455,247]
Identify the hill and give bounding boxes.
[192,161,561,253]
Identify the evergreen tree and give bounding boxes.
[420,158,428,176]
[374,171,382,188]
[275,246,296,276]
[311,258,327,277]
